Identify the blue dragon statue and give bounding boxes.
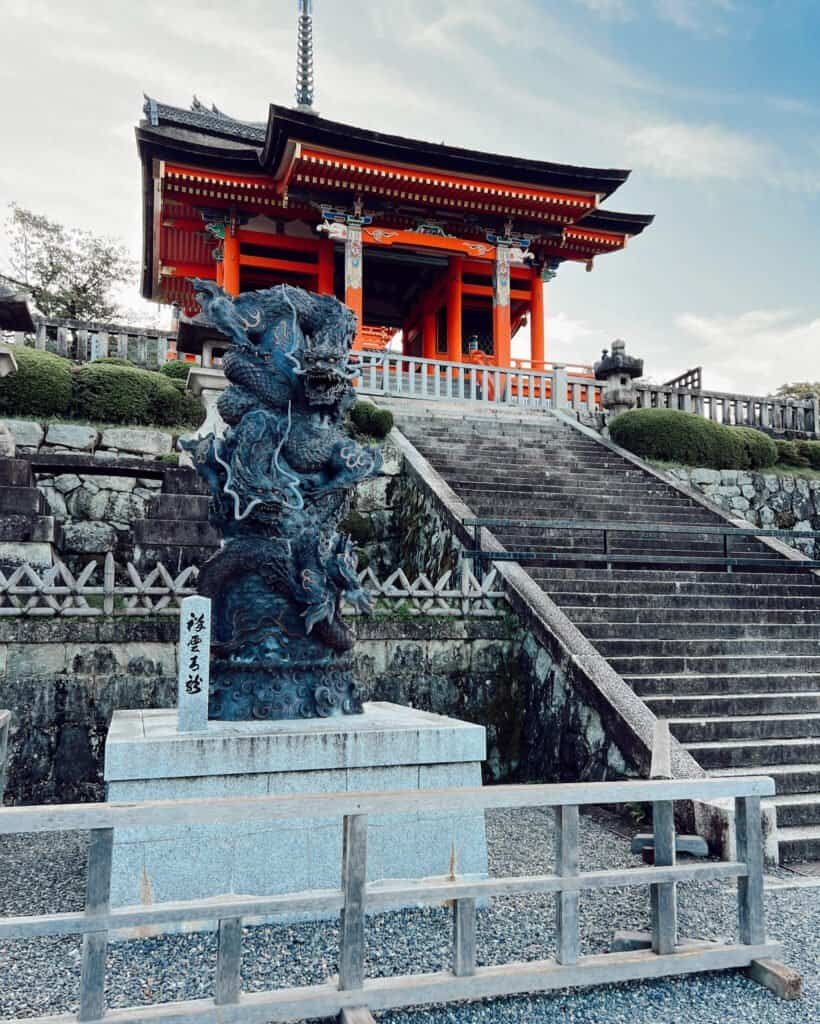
[181,280,383,720]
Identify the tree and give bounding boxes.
[777,382,820,399]
[3,204,137,323]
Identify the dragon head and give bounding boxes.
[300,304,358,406]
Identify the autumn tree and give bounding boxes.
[2,204,137,323]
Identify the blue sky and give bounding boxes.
[1,0,818,392]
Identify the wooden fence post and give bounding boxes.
[339,814,368,992]
[554,805,580,965]
[78,828,114,1021]
[453,898,477,977]
[215,917,243,1004]
[736,795,765,945]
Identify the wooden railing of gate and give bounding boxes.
[0,775,785,1024]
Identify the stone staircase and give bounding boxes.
[395,408,820,863]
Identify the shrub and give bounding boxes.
[732,427,778,470]
[796,441,820,470]
[0,346,73,417]
[773,442,810,468]
[95,357,132,367]
[609,409,776,470]
[160,360,194,381]
[71,362,188,426]
[349,400,394,439]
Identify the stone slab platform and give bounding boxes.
[104,702,488,923]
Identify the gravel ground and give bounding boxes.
[0,808,816,1023]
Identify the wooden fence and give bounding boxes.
[0,555,506,619]
[0,774,782,1023]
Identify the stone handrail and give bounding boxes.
[25,316,177,368]
[634,383,819,437]
[352,352,599,411]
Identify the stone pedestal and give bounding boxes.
[103,702,488,923]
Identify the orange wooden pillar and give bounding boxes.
[530,267,545,369]
[345,221,364,348]
[318,238,335,295]
[446,256,463,364]
[422,311,437,361]
[223,225,240,296]
[493,245,512,368]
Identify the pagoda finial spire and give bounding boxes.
[295,0,316,113]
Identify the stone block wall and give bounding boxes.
[6,419,178,460]
[0,614,524,805]
[665,467,820,557]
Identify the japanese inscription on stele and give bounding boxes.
[177,595,211,733]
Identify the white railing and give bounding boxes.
[0,774,783,1023]
[0,556,506,619]
[635,384,819,437]
[351,352,819,436]
[29,317,176,368]
[351,352,599,412]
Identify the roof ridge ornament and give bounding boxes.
[295,0,317,114]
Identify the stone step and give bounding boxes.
[544,593,818,606]
[611,654,820,676]
[132,518,220,547]
[776,823,820,862]
[563,606,820,625]
[534,568,818,585]
[684,736,820,768]
[582,622,820,641]
[645,691,820,718]
[549,593,820,609]
[670,713,820,743]
[711,762,820,795]
[150,493,210,521]
[629,673,820,697]
[540,579,818,597]
[764,793,820,828]
[596,639,820,658]
[0,486,45,516]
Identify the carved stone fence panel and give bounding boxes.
[0,555,507,620]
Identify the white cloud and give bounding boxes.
[572,0,633,20]
[676,309,820,393]
[653,0,736,35]
[625,119,770,181]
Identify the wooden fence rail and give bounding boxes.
[0,556,506,619]
[0,775,786,1024]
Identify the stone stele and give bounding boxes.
[104,703,488,929]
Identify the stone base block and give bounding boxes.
[104,702,488,929]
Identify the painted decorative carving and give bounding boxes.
[493,245,511,307]
[181,282,382,720]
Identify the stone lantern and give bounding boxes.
[594,339,643,420]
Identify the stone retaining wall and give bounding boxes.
[6,419,178,460]
[665,466,820,557]
[0,614,524,805]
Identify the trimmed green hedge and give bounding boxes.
[732,426,778,470]
[0,347,73,417]
[777,439,820,469]
[349,400,394,439]
[610,409,777,470]
[71,363,204,427]
[159,360,194,381]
